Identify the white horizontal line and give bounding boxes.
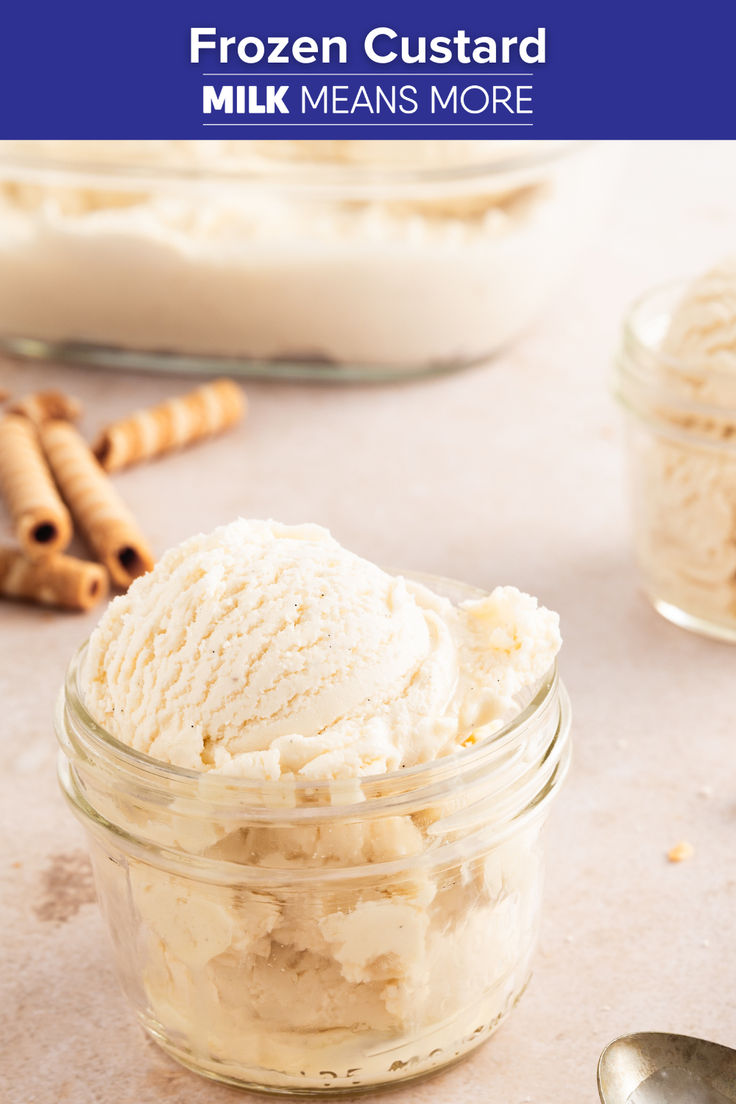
[202,122,534,127]
[201,72,535,78]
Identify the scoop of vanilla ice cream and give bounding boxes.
[83,519,560,780]
[663,257,736,373]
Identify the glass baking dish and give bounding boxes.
[0,140,612,382]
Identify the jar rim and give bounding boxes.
[0,139,591,193]
[58,681,570,884]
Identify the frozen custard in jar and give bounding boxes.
[56,519,571,1092]
[616,258,736,640]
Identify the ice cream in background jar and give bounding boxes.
[55,519,571,1093]
[615,259,736,641]
[0,139,614,381]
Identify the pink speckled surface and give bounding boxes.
[2,142,736,1104]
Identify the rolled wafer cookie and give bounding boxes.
[39,419,154,589]
[0,414,73,559]
[8,390,82,425]
[93,378,245,472]
[0,547,108,611]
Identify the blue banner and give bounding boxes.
[0,0,734,138]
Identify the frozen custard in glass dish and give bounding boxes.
[0,139,613,380]
[57,519,571,1092]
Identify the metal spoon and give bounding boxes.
[598,1033,736,1103]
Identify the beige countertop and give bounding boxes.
[1,141,735,1104]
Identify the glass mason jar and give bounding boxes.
[615,283,736,642]
[0,140,613,381]
[55,577,571,1094]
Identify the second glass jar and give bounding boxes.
[616,282,736,642]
